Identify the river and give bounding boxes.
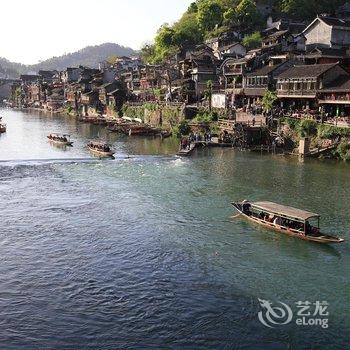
[0,108,349,349]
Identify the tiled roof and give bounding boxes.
[322,75,350,91]
[320,16,350,29]
[277,63,338,79]
[247,64,282,77]
[305,46,346,57]
[263,30,289,41]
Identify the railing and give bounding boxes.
[319,94,350,102]
[277,89,317,96]
[218,118,264,129]
[224,68,243,74]
[226,83,243,89]
[125,101,185,108]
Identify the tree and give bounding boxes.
[173,12,203,47]
[106,55,118,65]
[154,24,177,61]
[235,0,259,26]
[280,0,314,19]
[242,32,262,49]
[140,43,156,64]
[197,0,224,33]
[205,80,213,111]
[187,1,198,13]
[261,90,278,113]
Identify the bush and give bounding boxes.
[334,142,350,161]
[283,117,299,129]
[177,120,191,136]
[242,32,262,49]
[297,119,317,137]
[317,124,350,139]
[194,111,218,123]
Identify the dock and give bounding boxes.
[177,143,196,156]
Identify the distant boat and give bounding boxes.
[232,200,344,244]
[47,133,73,146]
[0,123,7,133]
[87,141,114,158]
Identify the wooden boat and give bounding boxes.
[87,141,114,157]
[47,133,73,146]
[0,123,7,133]
[232,201,344,244]
[107,120,137,133]
[121,124,161,136]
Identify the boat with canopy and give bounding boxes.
[87,141,114,157]
[47,133,73,146]
[232,200,344,244]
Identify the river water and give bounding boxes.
[0,108,349,349]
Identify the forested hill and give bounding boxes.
[141,0,350,63]
[0,43,136,78]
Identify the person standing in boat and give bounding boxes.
[242,200,251,215]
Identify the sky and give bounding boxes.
[1,0,193,64]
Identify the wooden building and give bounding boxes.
[276,63,349,109]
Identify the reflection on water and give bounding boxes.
[0,108,349,349]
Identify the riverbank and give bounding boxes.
[282,118,350,161]
[7,105,350,162]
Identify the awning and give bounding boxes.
[251,201,319,221]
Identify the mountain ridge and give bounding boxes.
[0,42,136,78]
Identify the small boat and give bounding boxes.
[123,125,161,136]
[0,123,7,133]
[232,200,344,244]
[47,133,73,146]
[87,141,115,158]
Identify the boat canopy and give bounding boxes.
[90,140,109,146]
[251,201,319,221]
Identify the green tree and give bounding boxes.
[235,0,259,26]
[197,0,224,33]
[173,12,203,47]
[106,55,118,65]
[205,80,213,111]
[280,0,314,19]
[187,1,198,13]
[152,24,177,62]
[261,90,278,113]
[140,43,156,64]
[242,32,262,49]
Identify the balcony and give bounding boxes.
[277,89,317,98]
[319,94,350,104]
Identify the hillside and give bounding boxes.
[142,0,350,63]
[0,42,136,78]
